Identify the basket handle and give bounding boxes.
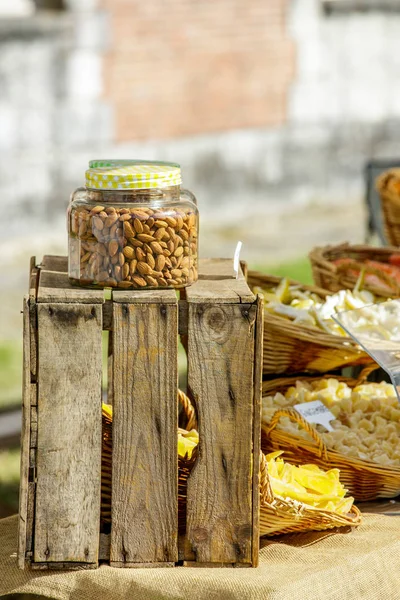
[178,389,198,431]
[259,451,274,504]
[266,407,329,461]
[354,363,380,386]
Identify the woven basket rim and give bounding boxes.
[309,242,400,298]
[248,270,365,352]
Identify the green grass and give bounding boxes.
[0,340,22,410]
[249,256,313,285]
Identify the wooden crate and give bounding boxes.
[18,255,263,570]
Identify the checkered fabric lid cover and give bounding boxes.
[86,160,182,190]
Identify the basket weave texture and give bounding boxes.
[101,390,361,538]
[377,169,400,246]
[247,271,371,375]
[309,242,400,297]
[262,373,400,502]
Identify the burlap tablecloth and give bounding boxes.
[1,514,400,600]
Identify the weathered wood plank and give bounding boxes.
[198,258,236,280]
[251,294,263,567]
[185,302,257,565]
[37,271,104,304]
[112,288,178,304]
[29,258,39,381]
[34,303,103,564]
[107,330,113,405]
[30,406,38,448]
[187,260,254,304]
[41,255,68,272]
[18,296,31,569]
[110,299,178,566]
[26,482,35,554]
[99,534,110,561]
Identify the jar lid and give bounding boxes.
[86,160,182,190]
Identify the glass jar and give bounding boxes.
[67,160,199,289]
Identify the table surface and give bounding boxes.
[1,510,400,600]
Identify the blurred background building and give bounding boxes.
[2,0,400,264]
[1,0,400,514]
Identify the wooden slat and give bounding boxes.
[112,289,179,304]
[34,303,103,564]
[41,255,68,272]
[18,296,31,569]
[26,482,36,554]
[30,406,38,448]
[107,330,113,406]
[198,258,236,280]
[37,271,104,304]
[187,259,255,304]
[185,301,257,565]
[110,296,178,566]
[251,294,263,567]
[29,258,39,381]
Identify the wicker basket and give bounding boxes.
[377,169,400,246]
[309,243,400,298]
[262,374,400,502]
[247,271,371,375]
[101,390,361,537]
[259,452,361,536]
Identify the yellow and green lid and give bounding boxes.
[86,160,182,190]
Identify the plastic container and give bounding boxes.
[68,160,199,289]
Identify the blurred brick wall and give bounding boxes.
[102,0,295,140]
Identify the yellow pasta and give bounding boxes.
[262,379,400,466]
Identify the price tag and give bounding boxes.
[293,400,335,432]
[233,241,243,279]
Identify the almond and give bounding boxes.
[118,252,125,266]
[130,238,144,247]
[145,275,158,287]
[97,270,109,281]
[147,253,155,269]
[165,216,177,228]
[174,246,184,257]
[123,221,135,238]
[155,220,168,228]
[129,259,138,275]
[155,255,166,271]
[123,246,135,259]
[93,216,104,230]
[137,233,155,243]
[136,248,146,261]
[154,228,166,241]
[137,261,153,275]
[105,214,118,228]
[133,218,144,234]
[109,240,119,256]
[150,241,163,254]
[122,263,130,279]
[114,265,122,281]
[132,274,147,287]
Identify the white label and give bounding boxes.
[294,400,335,432]
[233,241,243,279]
